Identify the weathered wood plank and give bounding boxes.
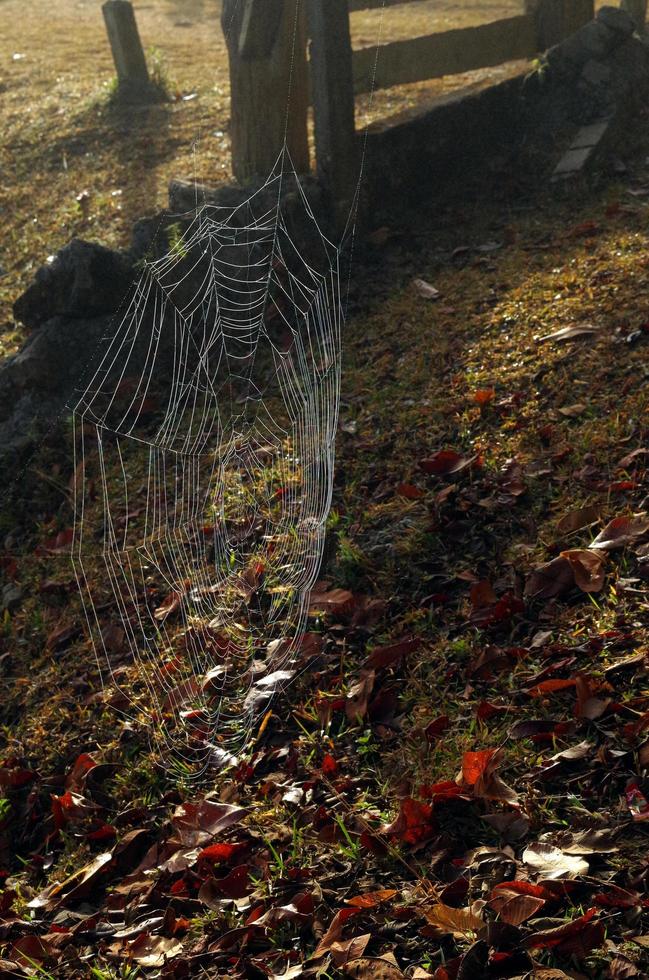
[307,0,358,230]
[352,15,537,94]
[348,0,416,10]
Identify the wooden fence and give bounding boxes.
[222,0,595,225]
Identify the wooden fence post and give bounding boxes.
[222,0,309,182]
[524,0,595,51]
[306,0,358,233]
[102,0,151,99]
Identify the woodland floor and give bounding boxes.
[2,3,649,980]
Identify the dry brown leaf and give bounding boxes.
[556,505,600,535]
[590,514,649,551]
[343,957,406,979]
[561,548,607,593]
[557,828,619,855]
[524,555,575,599]
[557,403,586,417]
[488,889,545,926]
[523,841,588,879]
[422,901,484,939]
[411,278,440,300]
[27,852,113,910]
[537,322,602,342]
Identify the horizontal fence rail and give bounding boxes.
[339,0,596,94]
[352,14,538,93]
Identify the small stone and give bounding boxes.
[2,584,23,612]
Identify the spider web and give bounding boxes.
[71,155,343,775]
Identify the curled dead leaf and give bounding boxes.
[590,514,649,551]
[421,901,484,939]
[522,841,588,879]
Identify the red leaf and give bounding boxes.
[312,908,360,959]
[525,908,605,956]
[397,483,425,499]
[322,753,338,776]
[210,864,250,899]
[365,637,420,670]
[198,841,246,865]
[382,798,435,845]
[474,388,495,406]
[527,678,576,697]
[66,753,98,791]
[345,889,398,908]
[462,749,497,786]
[420,450,475,477]
[460,748,518,804]
[87,824,117,843]
[424,715,451,743]
[625,778,649,821]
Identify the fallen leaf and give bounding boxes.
[524,556,575,599]
[154,584,188,622]
[412,278,440,300]
[346,669,376,722]
[330,935,373,969]
[343,957,406,978]
[309,588,355,617]
[420,450,476,476]
[556,505,600,535]
[522,841,588,879]
[474,388,495,406]
[537,322,602,343]
[115,933,183,968]
[460,748,518,804]
[365,637,420,670]
[617,447,648,469]
[561,548,606,592]
[28,852,113,910]
[625,778,649,821]
[488,885,545,926]
[171,801,247,846]
[397,482,424,499]
[557,403,586,417]
[382,798,435,846]
[525,907,604,956]
[311,908,360,959]
[590,514,649,551]
[421,902,484,939]
[424,715,451,743]
[346,889,398,908]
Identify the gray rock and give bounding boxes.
[4,314,112,394]
[597,5,636,35]
[581,59,613,87]
[2,584,23,612]
[13,239,133,330]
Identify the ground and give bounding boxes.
[2,2,649,979]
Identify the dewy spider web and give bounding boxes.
[71,155,343,775]
[71,0,386,776]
